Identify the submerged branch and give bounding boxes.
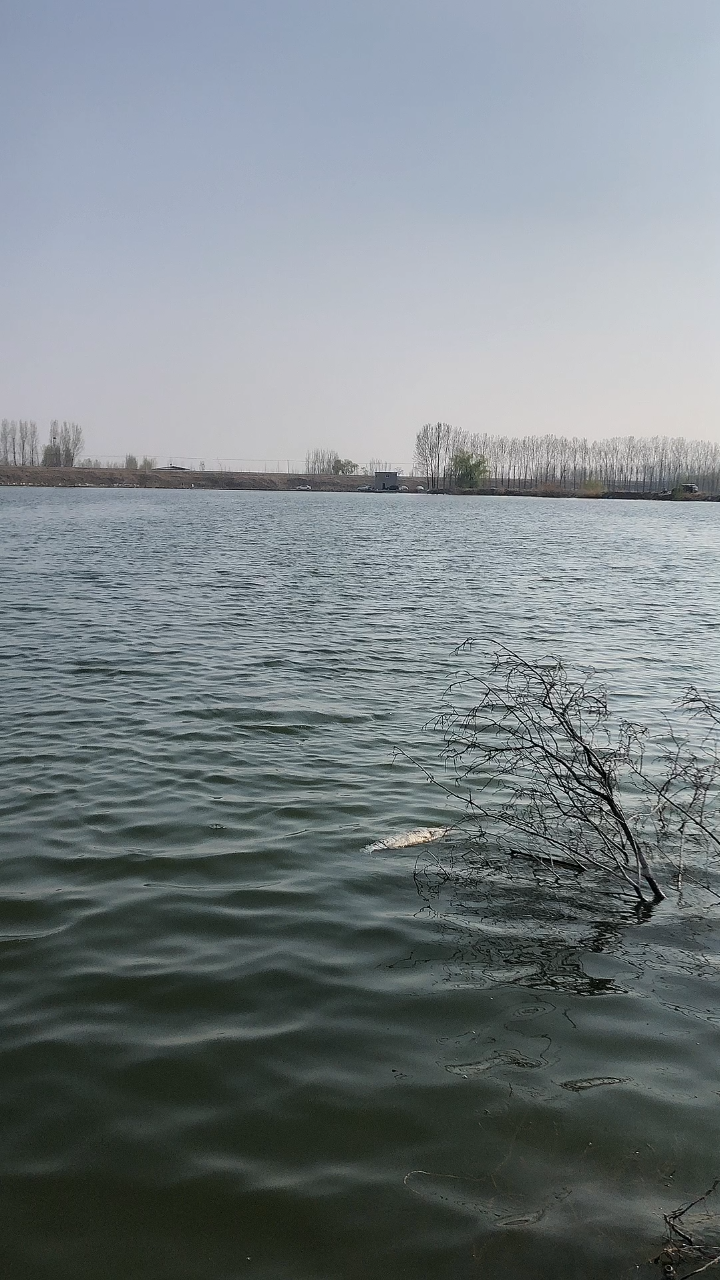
[418,645,720,909]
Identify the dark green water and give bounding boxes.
[1,488,719,1279]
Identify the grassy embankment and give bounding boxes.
[0,466,716,499]
[0,466,376,491]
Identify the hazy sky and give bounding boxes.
[1,1,718,467]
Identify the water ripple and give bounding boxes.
[1,488,719,1279]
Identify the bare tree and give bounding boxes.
[413,425,432,487]
[1,418,40,464]
[305,448,340,474]
[364,457,391,475]
[414,422,452,489]
[59,422,84,466]
[42,420,62,466]
[421,646,720,909]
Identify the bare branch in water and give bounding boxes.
[425,644,720,909]
[654,1179,720,1276]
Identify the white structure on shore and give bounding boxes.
[374,471,399,491]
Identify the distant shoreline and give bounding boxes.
[0,465,717,500]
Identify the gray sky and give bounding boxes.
[1,0,718,467]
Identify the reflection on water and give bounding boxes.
[1,488,719,1279]
[413,842,634,993]
[411,838,720,1275]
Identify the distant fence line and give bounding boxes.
[0,454,412,475]
[142,458,409,475]
[104,458,315,473]
[0,454,315,473]
[94,457,317,473]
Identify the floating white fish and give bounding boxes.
[365,827,449,852]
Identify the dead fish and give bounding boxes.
[365,826,448,852]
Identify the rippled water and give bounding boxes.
[1,488,719,1279]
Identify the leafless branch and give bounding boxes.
[423,645,720,909]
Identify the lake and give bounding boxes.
[1,488,719,1279]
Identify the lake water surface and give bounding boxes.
[1,489,719,1279]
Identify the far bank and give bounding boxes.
[0,465,718,500]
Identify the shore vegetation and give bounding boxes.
[413,426,720,494]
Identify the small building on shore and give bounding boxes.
[375,471,399,491]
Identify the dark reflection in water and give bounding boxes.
[411,839,720,1276]
[413,842,636,993]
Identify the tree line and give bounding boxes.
[1,420,40,465]
[1,420,85,467]
[304,449,393,476]
[414,423,720,493]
